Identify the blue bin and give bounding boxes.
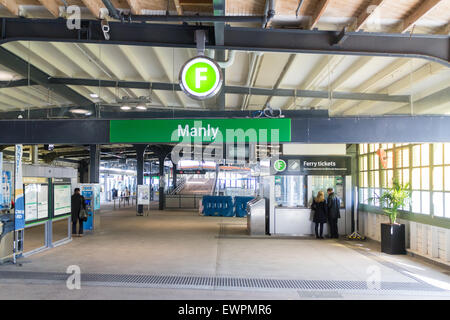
[202,196,234,217]
[234,196,255,217]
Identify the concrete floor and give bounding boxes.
[0,204,449,300]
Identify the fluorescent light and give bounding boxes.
[0,70,20,81]
[90,93,99,98]
[120,105,131,110]
[70,108,91,115]
[136,105,147,110]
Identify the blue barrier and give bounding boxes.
[234,196,255,218]
[202,196,234,217]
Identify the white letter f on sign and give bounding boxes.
[195,67,207,88]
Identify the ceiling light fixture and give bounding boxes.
[90,93,99,98]
[136,105,147,110]
[120,105,131,110]
[69,108,91,115]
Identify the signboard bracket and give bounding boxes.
[195,30,206,56]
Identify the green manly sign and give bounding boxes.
[110,118,291,143]
[179,56,223,100]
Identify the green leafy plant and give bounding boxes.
[371,179,412,224]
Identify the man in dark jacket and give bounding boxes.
[71,188,86,237]
[327,188,341,238]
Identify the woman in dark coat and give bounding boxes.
[71,188,86,237]
[311,191,328,239]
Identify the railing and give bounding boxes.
[113,196,136,209]
[169,177,187,195]
[164,194,203,209]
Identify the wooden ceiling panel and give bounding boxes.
[273,0,317,17]
[226,0,265,15]
[321,0,369,18]
[376,0,424,20]
[126,0,174,15]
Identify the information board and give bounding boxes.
[54,184,71,216]
[37,185,49,220]
[24,184,38,222]
[137,185,150,205]
[1,171,11,209]
[270,156,352,176]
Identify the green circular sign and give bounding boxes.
[273,159,287,172]
[179,56,223,100]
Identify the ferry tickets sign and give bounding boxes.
[110,118,291,143]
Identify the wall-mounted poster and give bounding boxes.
[24,184,38,222]
[94,184,101,210]
[1,171,11,209]
[54,184,71,216]
[37,184,49,220]
[137,185,150,205]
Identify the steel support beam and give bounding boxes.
[0,18,448,66]
[1,78,410,105]
[1,116,450,144]
[89,144,100,183]
[134,144,147,215]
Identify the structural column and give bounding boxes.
[159,154,165,211]
[135,144,147,215]
[89,144,100,183]
[172,163,177,191]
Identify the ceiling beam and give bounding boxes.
[310,0,331,29]
[286,55,345,110]
[330,58,411,115]
[37,0,61,17]
[352,0,386,31]
[308,56,373,108]
[80,0,105,18]
[173,0,183,15]
[38,77,410,103]
[125,0,141,15]
[387,86,450,115]
[0,18,448,67]
[0,47,93,106]
[400,0,443,33]
[342,62,445,116]
[0,0,19,16]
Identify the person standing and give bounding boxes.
[311,191,327,239]
[327,187,341,238]
[71,188,86,237]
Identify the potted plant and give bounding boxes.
[372,179,411,254]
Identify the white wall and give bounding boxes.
[360,211,450,264]
[282,144,346,155]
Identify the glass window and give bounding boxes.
[374,171,379,188]
[433,192,444,217]
[412,145,421,167]
[412,168,420,189]
[274,176,305,207]
[402,169,409,185]
[411,191,421,213]
[434,143,443,165]
[421,191,430,214]
[445,167,450,191]
[422,168,429,190]
[387,151,393,168]
[402,148,409,167]
[433,167,443,191]
[387,170,393,187]
[421,144,429,166]
[444,143,450,164]
[445,193,450,218]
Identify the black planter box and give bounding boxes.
[381,223,406,254]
